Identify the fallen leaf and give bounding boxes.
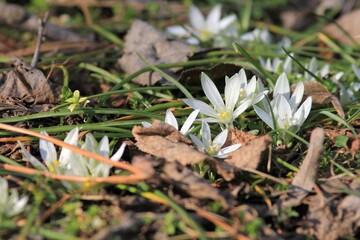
[292,128,324,191]
[301,81,345,118]
[0,57,56,104]
[275,128,324,209]
[323,9,360,45]
[226,130,272,170]
[132,120,207,165]
[161,162,229,208]
[118,20,197,85]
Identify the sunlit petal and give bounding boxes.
[201,72,225,111]
[219,14,237,29]
[289,81,304,111]
[273,72,290,100]
[254,105,274,129]
[183,98,218,118]
[180,109,199,135]
[213,129,228,147]
[165,109,179,130]
[189,5,205,30]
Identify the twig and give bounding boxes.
[31,11,49,67]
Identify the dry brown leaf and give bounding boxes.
[161,162,229,208]
[0,57,56,104]
[275,128,324,210]
[118,20,197,86]
[132,120,207,165]
[225,130,272,170]
[292,128,324,191]
[301,81,345,118]
[323,9,360,45]
[206,158,236,181]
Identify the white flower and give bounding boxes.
[142,109,199,135]
[190,121,241,158]
[254,73,312,142]
[338,64,360,105]
[227,69,268,105]
[183,72,252,128]
[19,128,126,190]
[0,177,28,218]
[259,56,292,74]
[239,28,271,44]
[304,57,331,81]
[167,4,237,44]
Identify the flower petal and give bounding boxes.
[216,143,241,158]
[18,141,48,172]
[224,73,241,111]
[165,109,179,130]
[180,109,199,135]
[201,121,212,145]
[39,130,57,166]
[254,105,274,129]
[289,81,304,111]
[206,4,222,29]
[233,98,251,118]
[183,98,218,118]
[189,5,205,31]
[201,72,225,111]
[273,72,290,100]
[219,14,237,29]
[213,129,228,147]
[190,134,204,149]
[166,25,188,37]
[111,142,126,161]
[294,97,312,127]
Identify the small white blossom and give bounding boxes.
[0,177,28,218]
[338,64,360,105]
[303,57,332,81]
[254,73,312,142]
[227,69,268,106]
[183,72,252,128]
[142,109,199,135]
[19,128,126,190]
[190,121,241,158]
[259,55,292,74]
[239,28,271,44]
[167,4,237,44]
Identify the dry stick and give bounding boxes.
[0,122,145,176]
[31,11,49,67]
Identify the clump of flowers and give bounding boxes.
[183,72,255,129]
[0,177,28,218]
[254,73,312,143]
[259,55,292,75]
[19,128,126,191]
[166,4,237,45]
[190,121,241,158]
[142,108,199,136]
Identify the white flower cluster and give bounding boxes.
[19,128,126,190]
[0,177,28,218]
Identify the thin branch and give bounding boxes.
[31,11,49,67]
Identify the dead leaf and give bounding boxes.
[205,158,236,181]
[0,57,56,104]
[323,9,360,45]
[226,130,272,170]
[292,128,324,191]
[131,156,156,178]
[301,81,345,118]
[132,120,207,165]
[275,128,324,209]
[161,162,229,208]
[118,20,197,85]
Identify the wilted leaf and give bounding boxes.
[132,120,207,165]
[323,9,360,45]
[0,57,56,104]
[226,130,272,170]
[161,162,229,208]
[118,20,197,85]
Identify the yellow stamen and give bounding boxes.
[218,110,230,121]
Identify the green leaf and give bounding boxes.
[335,135,349,148]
